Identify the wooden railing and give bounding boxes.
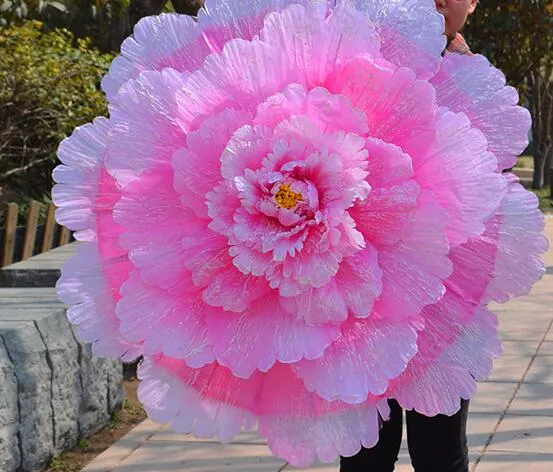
[1,202,71,267]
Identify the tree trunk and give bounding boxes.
[529,67,553,189]
[545,150,552,186]
[533,153,545,188]
[127,0,168,26]
[172,0,203,15]
[547,142,553,198]
[102,0,203,52]
[544,76,553,191]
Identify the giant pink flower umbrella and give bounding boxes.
[53,0,547,466]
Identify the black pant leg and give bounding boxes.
[340,400,403,472]
[406,400,470,472]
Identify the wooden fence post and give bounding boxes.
[2,203,19,267]
[59,226,71,246]
[42,204,57,252]
[22,201,40,261]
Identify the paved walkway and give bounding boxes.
[83,217,553,472]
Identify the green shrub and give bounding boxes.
[0,197,51,228]
[0,20,112,201]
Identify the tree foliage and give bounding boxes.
[0,0,203,51]
[465,0,553,189]
[465,0,553,90]
[0,21,112,201]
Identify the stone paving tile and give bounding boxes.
[489,352,535,383]
[508,383,553,416]
[284,462,338,471]
[466,413,503,450]
[149,427,266,445]
[283,460,412,471]
[474,451,553,472]
[283,450,413,471]
[287,451,487,472]
[537,337,553,354]
[524,355,553,385]
[110,441,286,472]
[500,330,552,342]
[470,382,518,414]
[81,420,165,472]
[501,339,546,356]
[495,313,553,338]
[485,415,553,454]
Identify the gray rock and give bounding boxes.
[0,336,20,471]
[108,359,125,413]
[0,321,54,471]
[0,249,126,471]
[35,310,81,455]
[71,327,124,437]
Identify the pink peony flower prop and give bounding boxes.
[53,0,547,466]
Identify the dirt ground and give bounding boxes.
[46,379,147,472]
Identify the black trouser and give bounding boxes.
[340,400,470,472]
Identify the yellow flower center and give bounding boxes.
[275,184,303,209]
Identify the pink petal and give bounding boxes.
[484,176,548,303]
[181,229,231,288]
[289,249,343,290]
[206,181,241,238]
[259,364,388,466]
[102,1,320,101]
[372,190,452,320]
[431,54,532,171]
[106,69,187,187]
[280,244,383,324]
[118,270,214,367]
[172,108,252,219]
[280,280,349,325]
[202,266,272,313]
[327,59,437,158]
[335,246,384,317]
[102,14,209,101]
[220,124,272,181]
[413,109,507,246]
[138,356,256,441]
[230,244,273,277]
[255,85,369,136]
[392,307,502,416]
[139,356,386,467]
[94,168,133,291]
[53,118,110,240]
[204,293,340,378]
[231,207,307,262]
[364,138,414,187]
[351,180,420,248]
[260,1,380,88]
[254,83,310,128]
[351,0,446,79]
[198,0,311,51]
[56,242,141,361]
[293,315,423,403]
[114,165,205,291]
[443,221,500,305]
[176,38,293,133]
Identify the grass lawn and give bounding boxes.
[514,156,552,212]
[517,155,534,168]
[530,187,553,212]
